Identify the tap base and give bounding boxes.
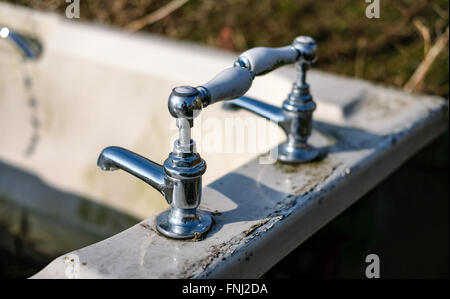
[277,142,320,164]
[156,209,212,240]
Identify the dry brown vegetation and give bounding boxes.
[4,0,449,98]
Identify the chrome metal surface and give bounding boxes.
[97,147,167,195]
[293,35,317,64]
[226,36,320,163]
[100,85,211,239]
[97,143,209,239]
[0,25,42,59]
[168,86,202,120]
[156,209,212,240]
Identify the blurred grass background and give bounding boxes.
[4,0,449,98]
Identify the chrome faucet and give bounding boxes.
[97,36,317,239]
[0,25,42,59]
[226,36,320,163]
[98,67,254,240]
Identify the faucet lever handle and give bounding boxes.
[197,67,254,107]
[168,67,254,120]
[235,35,317,76]
[236,46,299,76]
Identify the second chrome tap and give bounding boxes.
[226,36,321,163]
